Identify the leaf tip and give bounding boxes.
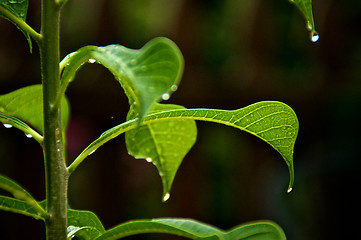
[287,162,295,193]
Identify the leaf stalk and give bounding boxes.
[0,5,41,43]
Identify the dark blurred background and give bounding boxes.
[1,0,361,239]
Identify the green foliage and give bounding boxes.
[68,101,298,197]
[59,37,183,120]
[0,0,318,239]
[64,208,286,240]
[0,85,70,137]
[126,103,197,201]
[95,219,286,240]
[0,175,48,220]
[67,209,106,240]
[290,0,319,41]
[0,0,32,50]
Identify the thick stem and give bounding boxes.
[40,1,68,239]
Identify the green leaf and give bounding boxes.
[59,37,183,120]
[68,101,297,193]
[0,196,47,220]
[0,0,32,51]
[126,103,197,201]
[67,209,106,240]
[0,85,70,138]
[67,226,90,240]
[0,174,37,201]
[0,175,49,219]
[0,112,43,143]
[96,218,286,240]
[289,0,319,42]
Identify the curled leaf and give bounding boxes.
[59,37,183,120]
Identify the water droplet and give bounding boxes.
[162,93,170,101]
[89,150,96,155]
[25,133,33,138]
[311,32,319,43]
[145,158,152,163]
[3,124,12,128]
[88,59,96,63]
[170,84,178,92]
[163,193,170,202]
[287,187,293,193]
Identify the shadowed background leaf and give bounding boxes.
[0,0,32,51]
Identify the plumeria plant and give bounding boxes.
[0,0,317,239]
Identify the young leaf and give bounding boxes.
[289,0,319,42]
[0,0,32,51]
[67,209,106,240]
[59,37,183,120]
[0,175,48,219]
[68,101,298,193]
[0,84,70,137]
[126,103,197,201]
[1,175,37,202]
[67,226,90,240]
[0,112,43,143]
[95,218,286,240]
[0,196,48,220]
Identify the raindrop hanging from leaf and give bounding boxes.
[289,0,319,42]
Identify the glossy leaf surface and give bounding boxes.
[126,103,197,200]
[0,175,37,202]
[0,175,48,220]
[289,0,318,41]
[96,218,286,240]
[67,209,106,240]
[59,37,183,119]
[0,85,70,138]
[69,101,298,193]
[0,0,32,50]
[0,196,47,220]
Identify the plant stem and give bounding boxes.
[40,0,68,239]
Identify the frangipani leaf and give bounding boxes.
[0,0,32,51]
[0,112,43,143]
[289,0,319,41]
[96,218,286,240]
[0,175,48,219]
[67,209,106,240]
[69,101,298,193]
[67,226,90,240]
[0,174,37,202]
[59,37,183,120]
[0,84,70,138]
[0,196,48,220]
[125,103,197,201]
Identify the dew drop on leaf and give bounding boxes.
[162,93,170,101]
[171,84,178,92]
[311,32,319,42]
[88,59,96,63]
[25,133,33,138]
[146,158,152,163]
[287,187,293,193]
[3,124,12,128]
[89,149,96,155]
